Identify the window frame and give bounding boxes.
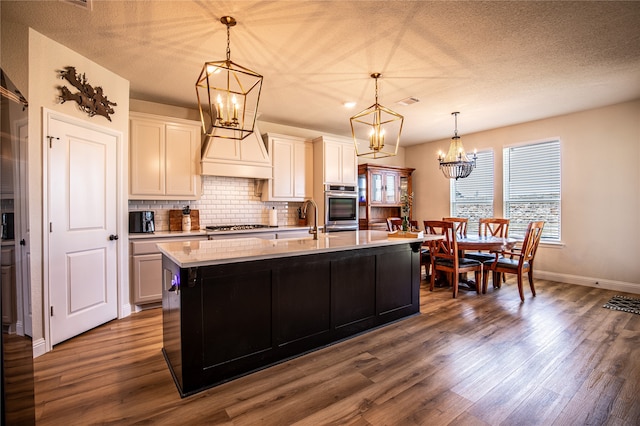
[502,138,561,242]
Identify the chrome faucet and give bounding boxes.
[302,198,319,240]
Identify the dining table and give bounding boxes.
[457,235,519,252]
[455,235,520,291]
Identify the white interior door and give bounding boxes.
[47,114,118,346]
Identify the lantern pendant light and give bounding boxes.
[195,16,263,140]
[350,73,403,159]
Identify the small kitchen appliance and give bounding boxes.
[129,211,155,233]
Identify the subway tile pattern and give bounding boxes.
[128,176,303,231]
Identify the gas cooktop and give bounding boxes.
[205,224,273,232]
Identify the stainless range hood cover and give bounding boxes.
[200,124,272,179]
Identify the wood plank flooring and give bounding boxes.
[33,278,640,425]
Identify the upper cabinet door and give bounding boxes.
[165,124,200,197]
[129,118,165,196]
[262,133,312,202]
[384,172,398,204]
[340,143,357,185]
[314,136,357,186]
[129,112,201,200]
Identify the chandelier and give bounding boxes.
[438,112,477,180]
[195,16,263,140]
[350,73,403,159]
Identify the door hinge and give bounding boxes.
[46,135,60,148]
[50,222,52,232]
[51,306,54,316]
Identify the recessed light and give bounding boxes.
[343,101,357,108]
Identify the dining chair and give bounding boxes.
[465,218,510,263]
[442,217,468,238]
[386,217,402,231]
[424,220,482,298]
[481,221,545,301]
[390,218,427,277]
[388,218,418,231]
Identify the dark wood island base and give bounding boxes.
[161,240,422,397]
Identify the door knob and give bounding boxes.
[20,239,26,246]
[109,234,119,241]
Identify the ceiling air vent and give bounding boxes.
[396,97,420,106]
[63,0,92,10]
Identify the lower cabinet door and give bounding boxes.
[132,253,163,304]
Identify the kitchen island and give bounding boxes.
[158,230,435,396]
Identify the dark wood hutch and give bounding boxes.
[358,164,415,230]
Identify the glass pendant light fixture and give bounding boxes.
[350,73,403,159]
[438,112,477,179]
[195,16,263,140]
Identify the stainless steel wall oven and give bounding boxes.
[324,184,358,232]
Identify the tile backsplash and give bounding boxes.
[128,176,304,231]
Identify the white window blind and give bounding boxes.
[503,140,561,241]
[450,150,494,235]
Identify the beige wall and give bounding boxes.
[27,30,130,354]
[406,100,640,292]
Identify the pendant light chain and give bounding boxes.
[226,23,231,62]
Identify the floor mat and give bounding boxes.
[603,295,640,315]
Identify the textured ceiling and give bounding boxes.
[3,1,640,145]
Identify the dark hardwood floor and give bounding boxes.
[33,278,640,425]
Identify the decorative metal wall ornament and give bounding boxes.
[195,16,263,141]
[58,66,117,121]
[437,112,477,180]
[350,73,403,159]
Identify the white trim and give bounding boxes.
[32,337,46,358]
[503,136,562,149]
[536,270,640,295]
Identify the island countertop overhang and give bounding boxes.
[157,230,438,268]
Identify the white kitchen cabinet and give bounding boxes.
[129,112,202,200]
[261,133,313,201]
[130,235,206,305]
[312,136,357,186]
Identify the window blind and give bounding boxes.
[503,140,561,240]
[450,150,494,235]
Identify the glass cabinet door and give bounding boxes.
[384,173,397,204]
[372,173,383,203]
[358,174,366,202]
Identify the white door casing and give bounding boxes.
[15,118,31,336]
[46,112,118,346]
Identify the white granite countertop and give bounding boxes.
[157,230,439,268]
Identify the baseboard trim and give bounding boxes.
[119,302,132,319]
[536,270,640,295]
[33,337,47,358]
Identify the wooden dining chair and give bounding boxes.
[442,217,468,238]
[390,218,427,277]
[388,218,418,231]
[481,221,545,301]
[386,217,402,231]
[465,218,510,263]
[424,220,482,298]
